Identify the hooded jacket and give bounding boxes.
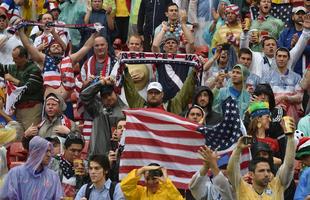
[213,64,250,119]
[80,81,127,155]
[38,93,78,138]
[0,136,63,199]
[192,86,222,125]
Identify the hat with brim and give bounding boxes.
[147,82,163,92]
[292,6,307,14]
[296,137,310,160]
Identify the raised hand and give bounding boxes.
[198,145,219,168]
[290,33,299,48]
[236,136,252,150]
[179,9,187,24]
[24,123,38,138]
[211,8,220,22]
[162,21,168,32]
[53,125,71,135]
[87,0,92,12]
[303,14,310,29]
[137,165,162,176]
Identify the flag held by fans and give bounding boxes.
[119,108,205,189]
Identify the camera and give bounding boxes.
[242,136,253,145]
[148,169,163,178]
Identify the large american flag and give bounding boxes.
[119,97,250,189]
[119,108,205,189]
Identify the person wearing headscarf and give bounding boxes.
[23,93,78,139]
[244,83,286,159]
[247,101,281,160]
[211,4,242,51]
[0,136,63,199]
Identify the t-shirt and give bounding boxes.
[237,177,284,200]
[256,137,280,153]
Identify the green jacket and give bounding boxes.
[124,67,196,115]
[0,62,44,104]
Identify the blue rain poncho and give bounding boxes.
[0,136,63,199]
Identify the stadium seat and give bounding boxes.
[7,142,27,162]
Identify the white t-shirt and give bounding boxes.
[0,32,22,65]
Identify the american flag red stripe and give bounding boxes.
[119,108,205,189]
[82,120,92,141]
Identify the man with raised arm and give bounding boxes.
[18,27,99,102]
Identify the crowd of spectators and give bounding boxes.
[0,0,310,199]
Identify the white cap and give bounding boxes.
[292,6,307,13]
[147,82,163,92]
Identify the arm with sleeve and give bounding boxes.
[120,169,144,200]
[227,146,242,196]
[276,136,295,189]
[79,81,103,117]
[123,68,146,108]
[289,28,310,70]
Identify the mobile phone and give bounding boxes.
[243,136,253,145]
[111,140,119,151]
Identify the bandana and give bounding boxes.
[59,155,75,179]
[46,95,60,103]
[225,4,239,16]
[248,101,270,118]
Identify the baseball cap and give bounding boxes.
[292,6,307,14]
[147,82,163,92]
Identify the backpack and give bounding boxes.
[85,181,117,200]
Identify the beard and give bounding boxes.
[147,101,161,108]
[258,177,270,187]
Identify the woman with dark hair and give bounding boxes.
[247,101,281,163]
[243,83,286,160]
